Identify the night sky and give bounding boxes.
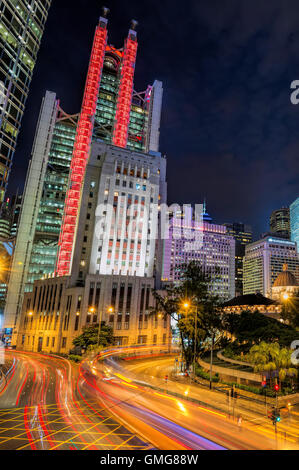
[7,0,299,238]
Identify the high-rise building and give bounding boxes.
[290,197,299,251]
[15,141,169,352]
[269,207,290,239]
[0,0,52,201]
[161,207,235,300]
[4,12,166,348]
[223,222,252,296]
[9,192,22,237]
[0,200,11,240]
[243,236,299,297]
[0,193,22,240]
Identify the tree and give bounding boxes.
[281,297,299,329]
[245,342,298,386]
[223,310,298,347]
[73,323,114,351]
[152,261,224,367]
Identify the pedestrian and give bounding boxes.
[237,415,242,430]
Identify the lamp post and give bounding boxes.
[182,300,198,380]
[182,301,190,376]
[97,306,113,349]
[27,311,33,351]
[281,293,290,323]
[209,331,215,390]
[193,305,198,380]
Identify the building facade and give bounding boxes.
[7,12,169,351]
[4,14,164,333]
[16,141,170,352]
[0,193,22,240]
[243,236,299,297]
[290,197,299,251]
[223,222,252,296]
[269,207,290,239]
[161,208,235,301]
[0,0,52,201]
[17,274,170,354]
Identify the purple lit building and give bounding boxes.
[161,207,235,300]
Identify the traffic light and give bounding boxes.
[268,407,280,424]
[275,409,281,422]
[274,383,279,392]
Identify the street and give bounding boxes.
[0,350,298,450]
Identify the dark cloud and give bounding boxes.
[8,0,299,238]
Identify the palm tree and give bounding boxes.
[247,342,298,387]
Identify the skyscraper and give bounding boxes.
[56,16,163,278]
[14,140,169,352]
[269,207,290,239]
[290,197,299,251]
[0,0,52,201]
[223,222,252,296]
[162,207,236,300]
[4,12,165,345]
[243,236,299,297]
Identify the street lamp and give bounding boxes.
[96,306,114,349]
[182,299,198,380]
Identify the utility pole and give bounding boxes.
[193,306,198,381]
[232,384,235,420]
[96,309,102,349]
[97,306,113,350]
[209,332,214,390]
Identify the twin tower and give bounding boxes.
[56,11,162,277]
[4,9,165,344]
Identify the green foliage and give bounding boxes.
[280,297,299,328]
[195,366,220,383]
[223,342,251,358]
[152,261,224,366]
[234,383,264,395]
[68,355,82,363]
[72,323,114,350]
[53,352,68,359]
[223,310,298,346]
[244,341,298,382]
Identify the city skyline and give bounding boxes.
[5,0,299,238]
[0,2,299,455]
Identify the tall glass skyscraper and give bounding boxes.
[25,106,78,292]
[269,207,290,239]
[224,222,252,296]
[4,13,164,336]
[0,0,52,201]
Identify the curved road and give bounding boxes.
[0,351,150,450]
[0,350,298,450]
